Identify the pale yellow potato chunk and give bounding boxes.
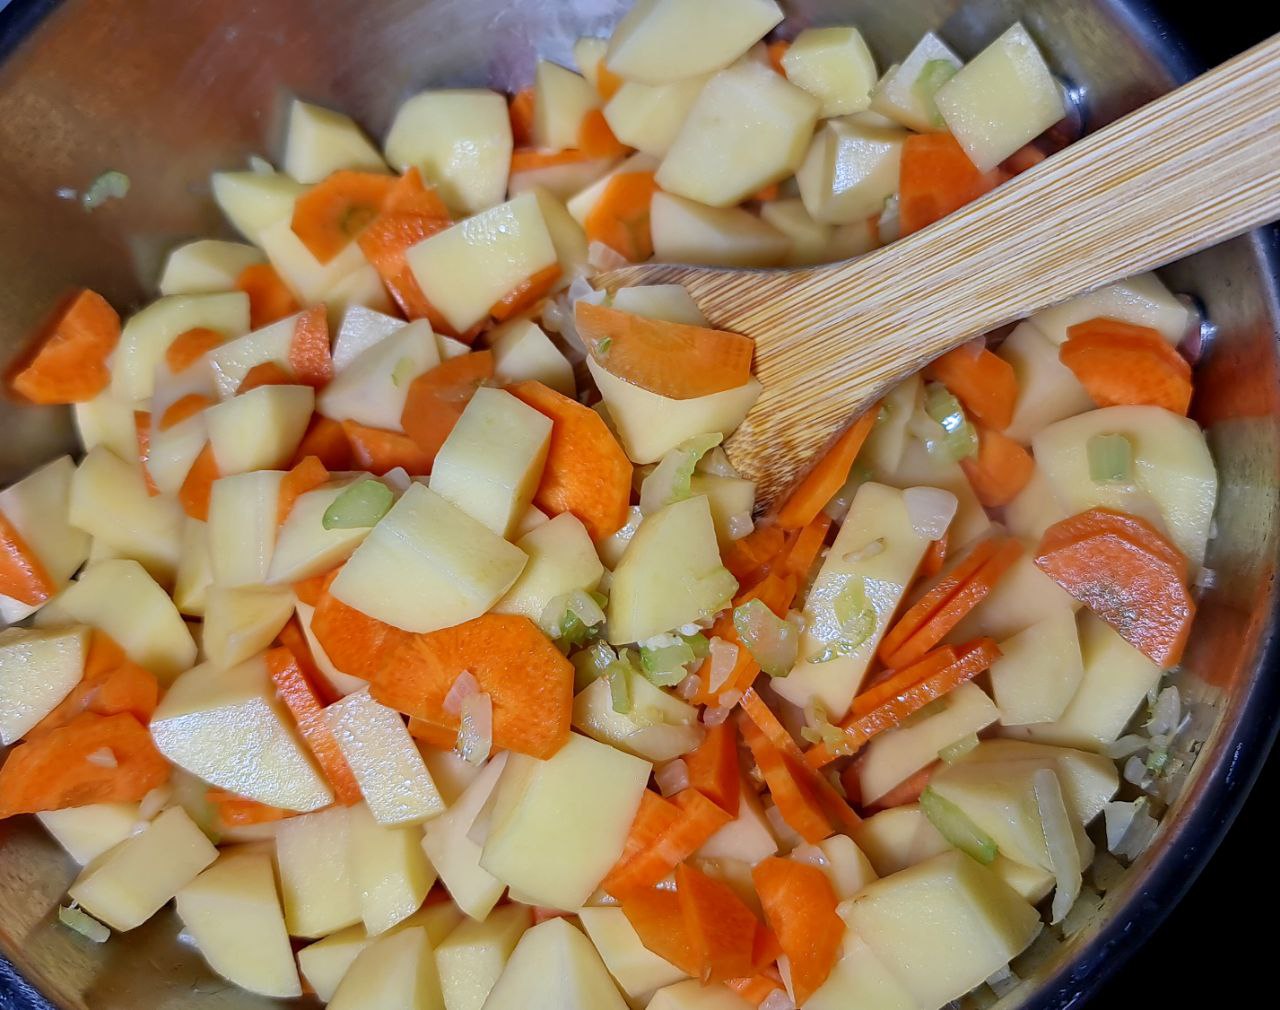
[604,76,709,157]
[492,513,603,621]
[760,197,833,265]
[319,319,439,433]
[422,752,509,922]
[347,801,435,936]
[534,60,600,150]
[174,518,214,618]
[267,479,371,584]
[851,805,950,877]
[869,32,963,133]
[650,193,790,267]
[206,384,314,474]
[490,318,576,396]
[201,585,295,669]
[696,780,779,865]
[277,806,363,938]
[572,669,704,762]
[1030,272,1190,345]
[797,116,906,224]
[0,625,88,744]
[328,925,444,1010]
[579,906,688,1004]
[0,456,89,623]
[483,917,627,1010]
[998,321,1093,444]
[782,27,878,117]
[208,470,285,588]
[36,803,140,865]
[159,239,264,296]
[435,903,532,1010]
[803,932,917,1010]
[283,99,386,183]
[211,170,306,244]
[990,608,1084,725]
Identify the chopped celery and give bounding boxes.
[913,59,959,127]
[571,641,617,692]
[58,904,109,943]
[920,787,997,864]
[682,631,711,660]
[540,589,606,647]
[733,599,799,678]
[607,663,633,714]
[810,577,877,664]
[82,170,130,211]
[939,732,980,763]
[1087,433,1133,484]
[923,382,978,462]
[640,638,696,686]
[597,337,613,355]
[638,433,724,514]
[322,479,393,530]
[799,700,849,750]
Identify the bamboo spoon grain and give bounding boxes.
[598,33,1280,506]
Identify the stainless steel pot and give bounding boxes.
[1,1,1277,1008]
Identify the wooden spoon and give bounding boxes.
[597,34,1280,506]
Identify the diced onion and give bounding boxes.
[1123,755,1150,787]
[1105,799,1159,860]
[1104,734,1149,759]
[58,904,109,943]
[456,692,493,766]
[920,788,997,864]
[82,170,130,211]
[323,478,394,530]
[1032,768,1082,924]
[706,637,740,693]
[677,673,702,700]
[1145,686,1182,737]
[697,447,739,478]
[381,466,412,493]
[639,433,723,514]
[138,786,172,821]
[761,989,796,1010]
[85,747,118,769]
[789,843,830,868]
[655,759,690,797]
[842,538,885,565]
[702,704,733,727]
[588,241,630,271]
[904,486,958,541]
[726,512,755,541]
[1087,433,1133,484]
[733,599,799,679]
[443,669,481,717]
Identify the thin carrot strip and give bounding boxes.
[0,511,56,607]
[740,712,832,843]
[602,788,732,896]
[208,788,297,827]
[277,455,330,527]
[863,761,939,813]
[721,524,788,584]
[236,265,300,330]
[924,341,1018,431]
[584,171,661,262]
[781,513,832,577]
[276,616,340,706]
[595,63,624,102]
[752,857,843,1004]
[490,263,562,323]
[133,410,159,496]
[165,326,225,373]
[899,133,1009,237]
[851,647,959,719]
[961,424,1035,507]
[775,406,878,530]
[684,722,741,817]
[178,444,220,521]
[919,531,949,578]
[510,149,597,174]
[1059,317,1193,414]
[11,290,120,404]
[291,170,397,263]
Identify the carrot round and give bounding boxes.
[277,455,330,527]
[684,722,741,817]
[291,170,397,263]
[1039,506,1186,579]
[0,712,170,817]
[236,264,300,330]
[676,862,763,984]
[159,392,214,431]
[166,326,226,373]
[752,857,843,1004]
[507,379,633,542]
[961,423,1035,507]
[620,886,701,977]
[775,405,878,530]
[289,305,335,387]
[400,351,495,467]
[490,264,562,323]
[341,420,433,475]
[508,88,536,147]
[178,444,220,521]
[310,568,414,681]
[11,289,120,404]
[295,414,354,471]
[924,341,1018,431]
[899,133,1010,237]
[237,360,293,393]
[371,613,574,760]
[602,788,732,896]
[578,108,628,159]
[1059,317,1193,414]
[27,633,159,741]
[0,510,56,607]
[584,171,661,262]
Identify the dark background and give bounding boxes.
[1099,1,1280,1004]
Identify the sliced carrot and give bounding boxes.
[864,761,939,813]
[166,326,226,373]
[356,173,453,327]
[739,712,832,844]
[507,379,633,541]
[509,88,536,147]
[752,857,843,1004]
[237,360,293,393]
[878,536,1022,669]
[11,290,120,404]
[1059,317,1193,414]
[596,62,624,102]
[265,646,362,805]
[781,513,832,579]
[341,420,433,475]
[236,264,300,330]
[920,531,949,578]
[899,133,1010,237]
[208,788,297,827]
[602,788,732,896]
[406,717,456,749]
[401,351,495,467]
[610,791,683,876]
[382,167,452,219]
[685,722,741,817]
[490,263,563,323]
[310,569,414,681]
[619,886,701,977]
[291,170,397,263]
[287,304,334,387]
[179,444,220,521]
[159,392,214,431]
[276,616,340,706]
[924,341,1018,431]
[584,171,661,262]
[372,613,574,760]
[0,712,170,818]
[277,455,330,527]
[807,638,1001,768]
[676,862,762,984]
[1002,144,1048,175]
[1039,507,1186,579]
[295,414,354,470]
[26,631,159,739]
[292,570,335,608]
[961,424,1035,507]
[776,405,879,530]
[721,524,788,584]
[727,973,786,1008]
[766,40,791,75]
[510,148,597,174]
[578,107,628,159]
[853,646,959,719]
[0,511,56,607]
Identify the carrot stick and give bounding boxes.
[509,88,536,147]
[766,40,791,75]
[265,646,362,805]
[295,414,354,471]
[619,886,701,977]
[0,712,170,817]
[207,788,297,827]
[878,536,1022,669]
[610,791,683,875]
[277,455,330,527]
[578,108,629,159]
[806,638,1001,768]
[507,379,633,542]
[310,568,414,681]
[899,133,1010,237]
[863,760,939,813]
[0,511,56,607]
[26,631,159,740]
[275,616,340,706]
[775,406,879,530]
[781,513,832,578]
[685,722,741,817]
[602,788,732,896]
[1039,507,1187,579]
[961,424,1035,507]
[236,361,293,393]
[738,714,832,843]
[159,393,214,431]
[291,170,397,263]
[341,420,433,475]
[400,351,495,467]
[751,857,843,1004]
[584,171,661,262]
[676,862,763,984]
[852,646,959,719]
[166,326,226,373]
[721,524,789,584]
[490,264,563,323]
[576,300,755,400]
[179,444,220,521]
[11,290,120,404]
[289,305,334,387]
[1059,317,1193,414]
[236,264,300,330]
[372,614,574,760]
[924,341,1018,431]
[920,531,949,578]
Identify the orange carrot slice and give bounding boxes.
[292,570,335,609]
[595,63,625,102]
[775,405,878,529]
[766,40,791,75]
[291,170,397,263]
[727,973,786,1008]
[752,857,843,1004]
[1039,507,1187,579]
[25,632,159,740]
[619,886,701,977]
[961,424,1035,507]
[610,791,683,878]
[1059,317,1193,414]
[920,531,948,578]
[721,524,789,585]
[738,713,831,843]
[288,305,334,387]
[924,341,1018,431]
[237,360,293,393]
[510,148,598,174]
[578,108,628,159]
[677,862,763,984]
[685,722,741,817]
[295,414,354,471]
[134,410,163,496]
[506,379,633,541]
[862,760,939,813]
[899,133,1010,236]
[400,351,495,467]
[780,514,832,579]
[11,290,120,404]
[751,182,781,202]
[490,264,563,323]
[341,420,433,475]
[310,570,413,681]
[178,444,220,521]
[166,326,226,373]
[602,788,732,896]
[207,789,297,827]
[372,614,574,760]
[236,264,300,330]
[509,89,536,147]
[277,455,330,527]
[0,511,56,607]
[159,392,214,431]
[584,171,661,262]
[276,615,340,706]
[853,646,959,718]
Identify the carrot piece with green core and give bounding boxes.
[584,172,662,262]
[752,857,844,1004]
[291,170,397,263]
[684,722,741,816]
[775,405,879,530]
[1059,317,1193,414]
[961,423,1035,506]
[898,133,1009,237]
[11,290,120,404]
[236,264,299,330]
[0,512,56,607]
[277,455,330,527]
[401,351,495,466]
[165,326,225,373]
[924,341,1018,431]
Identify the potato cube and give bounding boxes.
[258,218,373,305]
[333,305,405,371]
[489,319,575,397]
[795,834,877,900]
[348,801,435,936]
[572,669,703,763]
[851,805,950,878]
[1031,272,1189,346]
[782,27,878,117]
[950,740,1120,826]
[0,626,88,744]
[212,170,307,244]
[954,550,1080,643]
[174,518,214,618]
[319,319,439,432]
[277,805,363,937]
[567,152,658,225]
[205,311,295,396]
[159,239,264,296]
[483,917,627,1010]
[991,609,1084,725]
[146,411,208,496]
[208,470,285,587]
[36,803,140,865]
[689,473,756,547]
[202,585,296,669]
[579,906,688,1003]
[534,60,600,150]
[650,193,789,267]
[604,76,708,157]
[998,321,1093,444]
[647,980,753,1010]
[298,925,372,1002]
[73,393,139,461]
[422,752,509,922]
[611,285,708,326]
[328,925,444,1010]
[797,117,906,224]
[206,384,314,474]
[0,456,89,620]
[267,479,373,584]
[435,903,531,1010]
[492,513,603,621]
[696,780,778,865]
[1004,469,1068,545]
[283,99,386,183]
[869,32,963,132]
[760,198,833,266]
[803,932,917,1010]
[878,439,991,550]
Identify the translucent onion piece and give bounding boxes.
[138,786,172,821]
[1032,768,1082,924]
[920,788,997,864]
[706,637,740,693]
[1145,686,1182,737]
[676,673,703,700]
[702,704,732,727]
[323,478,394,530]
[938,732,979,764]
[639,433,724,514]
[59,905,109,943]
[540,588,606,644]
[571,641,618,691]
[381,466,412,493]
[914,59,960,126]
[640,637,696,687]
[760,989,796,1010]
[696,446,739,478]
[654,759,690,797]
[442,669,481,717]
[726,512,755,540]
[733,599,799,678]
[456,692,493,766]
[904,486,958,541]
[588,240,630,272]
[85,747,118,769]
[1087,433,1133,484]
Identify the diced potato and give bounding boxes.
[572,669,704,762]
[429,387,553,538]
[319,318,439,432]
[531,187,591,284]
[827,217,882,260]
[348,801,435,936]
[696,780,779,865]
[797,117,906,224]
[208,470,285,587]
[589,359,761,465]
[298,925,372,1002]
[159,239,264,296]
[774,483,932,719]
[608,495,737,645]
[509,157,616,203]
[604,76,709,157]
[860,376,921,478]
[267,479,372,584]
[69,806,218,931]
[1004,467,1070,544]
[851,805,949,877]
[211,170,307,244]
[422,752,509,921]
[990,608,1084,725]
[484,917,627,1010]
[489,319,575,397]
[152,655,333,810]
[567,153,659,225]
[493,513,604,621]
[1008,613,1162,749]
[145,410,208,496]
[760,198,832,266]
[407,193,558,334]
[782,27,878,117]
[435,903,532,1010]
[611,285,708,326]
[990,854,1056,904]
[385,89,513,216]
[202,585,296,669]
[534,61,600,150]
[847,850,1041,1009]
[332,484,527,633]
[1032,405,1218,567]
[580,906,688,1005]
[206,384,314,474]
[1030,272,1190,346]
[0,456,89,621]
[277,806,363,937]
[176,850,302,999]
[481,733,650,909]
[605,0,784,85]
[954,740,1121,826]
[325,263,394,320]
[111,292,251,401]
[327,691,445,825]
[43,560,194,682]
[283,99,386,183]
[0,625,88,744]
[803,932,918,1010]
[649,192,789,267]
[575,36,609,85]
[174,518,214,617]
[657,61,819,208]
[257,218,373,305]
[37,803,141,865]
[796,834,878,899]
[204,311,295,396]
[333,305,405,371]
[73,393,139,461]
[295,600,368,697]
[328,925,444,1010]
[869,32,963,132]
[689,474,755,547]
[647,980,753,1010]
[999,321,1094,444]
[953,549,1080,642]
[935,22,1065,171]
[878,439,991,549]
[419,747,485,807]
